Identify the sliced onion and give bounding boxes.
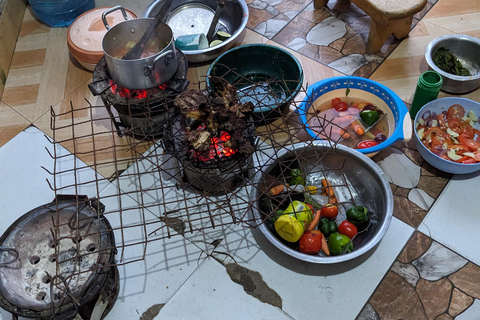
[422,110,431,121]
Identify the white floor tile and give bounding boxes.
[98,183,206,320]
[0,126,108,236]
[212,217,414,320]
[418,171,480,265]
[158,257,294,320]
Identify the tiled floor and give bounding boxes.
[0,0,480,319]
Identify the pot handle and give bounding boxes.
[102,5,130,30]
[144,50,175,76]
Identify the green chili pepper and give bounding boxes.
[318,217,337,237]
[346,206,370,231]
[328,232,353,256]
[289,168,305,186]
[360,110,380,126]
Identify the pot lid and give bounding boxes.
[68,7,137,53]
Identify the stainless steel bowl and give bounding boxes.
[144,0,248,63]
[250,141,394,264]
[425,34,480,94]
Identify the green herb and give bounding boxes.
[346,88,350,96]
[433,47,471,76]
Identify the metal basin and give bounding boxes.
[250,142,394,264]
[425,34,480,94]
[144,0,248,63]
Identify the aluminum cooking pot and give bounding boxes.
[102,6,177,89]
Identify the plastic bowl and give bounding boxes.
[207,44,304,123]
[250,141,394,264]
[297,76,411,155]
[413,97,480,174]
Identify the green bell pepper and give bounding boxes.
[289,168,305,186]
[328,232,353,256]
[318,217,337,237]
[346,206,370,231]
[360,110,379,126]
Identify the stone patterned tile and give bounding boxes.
[363,229,480,320]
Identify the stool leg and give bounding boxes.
[314,0,329,10]
[366,15,414,54]
[366,20,391,54]
[391,16,414,39]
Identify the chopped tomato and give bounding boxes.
[447,104,465,120]
[458,134,480,151]
[357,140,378,149]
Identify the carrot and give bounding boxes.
[306,209,321,231]
[321,178,338,203]
[269,184,288,196]
[350,121,365,135]
[318,230,330,255]
[329,127,351,139]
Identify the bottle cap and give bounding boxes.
[419,70,443,89]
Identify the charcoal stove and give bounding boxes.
[163,114,255,195]
[0,195,118,320]
[88,49,189,140]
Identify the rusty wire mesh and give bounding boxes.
[0,71,361,318]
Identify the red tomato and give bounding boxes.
[338,221,358,239]
[299,230,323,254]
[331,98,348,111]
[320,204,338,219]
[447,104,465,120]
[357,140,378,149]
[458,134,480,151]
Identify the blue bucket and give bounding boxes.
[297,76,411,155]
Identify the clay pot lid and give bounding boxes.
[67,7,136,63]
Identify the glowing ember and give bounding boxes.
[109,80,168,99]
[194,131,236,162]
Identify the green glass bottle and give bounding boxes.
[409,71,443,118]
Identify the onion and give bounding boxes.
[422,110,431,121]
[431,144,447,156]
[374,133,387,143]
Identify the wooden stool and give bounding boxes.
[314,0,427,54]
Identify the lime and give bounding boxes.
[275,215,304,242]
[210,40,223,47]
[216,31,231,41]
